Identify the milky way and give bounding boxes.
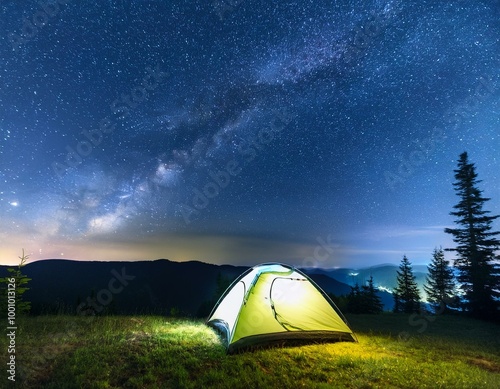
[0,0,499,266]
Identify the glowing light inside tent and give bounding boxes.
[271,278,309,307]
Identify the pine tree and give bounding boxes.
[362,275,383,314]
[393,255,421,313]
[444,152,500,319]
[346,283,363,313]
[347,278,384,314]
[424,247,457,313]
[0,249,32,315]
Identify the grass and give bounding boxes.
[1,313,499,388]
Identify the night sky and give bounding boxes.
[1,0,499,267]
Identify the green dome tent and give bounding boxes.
[206,263,357,353]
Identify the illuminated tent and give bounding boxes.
[206,263,356,353]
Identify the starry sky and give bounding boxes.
[1,0,499,267]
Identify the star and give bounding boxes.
[0,1,498,267]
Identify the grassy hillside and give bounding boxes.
[2,314,499,388]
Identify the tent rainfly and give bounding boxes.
[206,263,357,353]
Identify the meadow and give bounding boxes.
[2,313,499,388]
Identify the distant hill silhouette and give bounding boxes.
[0,259,395,315]
[0,259,245,316]
[307,273,352,295]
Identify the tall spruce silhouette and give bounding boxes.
[363,275,383,314]
[444,152,500,319]
[393,255,421,313]
[424,247,457,313]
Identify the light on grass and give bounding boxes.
[148,319,222,346]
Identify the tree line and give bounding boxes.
[394,152,499,319]
[337,152,500,321]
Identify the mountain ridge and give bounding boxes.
[0,259,402,314]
